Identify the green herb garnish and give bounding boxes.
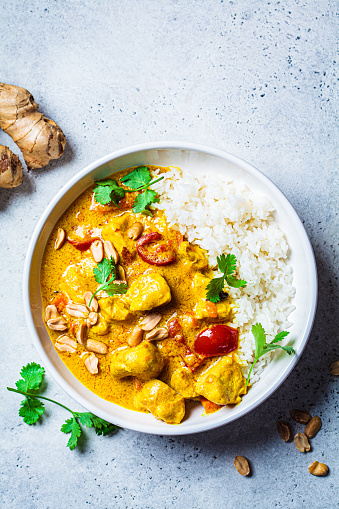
[245,323,295,388]
[206,253,247,303]
[7,362,120,450]
[89,256,128,307]
[93,166,164,216]
[94,179,125,206]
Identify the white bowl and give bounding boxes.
[23,142,317,435]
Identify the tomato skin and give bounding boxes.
[68,238,95,251]
[136,232,176,266]
[194,324,238,357]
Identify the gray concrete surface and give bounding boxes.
[0,1,338,508]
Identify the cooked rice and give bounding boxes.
[151,167,295,384]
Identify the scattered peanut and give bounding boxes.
[127,222,143,240]
[330,360,339,375]
[54,228,66,250]
[91,239,104,263]
[76,323,87,345]
[276,421,291,442]
[308,461,329,477]
[117,265,126,281]
[145,327,169,341]
[47,316,68,331]
[65,302,89,318]
[103,240,119,264]
[294,432,311,452]
[304,416,322,439]
[86,338,108,355]
[290,409,312,424]
[45,304,59,322]
[140,313,162,331]
[55,335,77,353]
[81,352,99,374]
[234,456,250,476]
[87,311,98,327]
[84,291,98,312]
[128,327,143,347]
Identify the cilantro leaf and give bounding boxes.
[90,414,120,435]
[61,417,82,450]
[120,166,151,189]
[15,362,44,392]
[133,188,159,216]
[105,282,128,296]
[93,257,116,285]
[205,253,247,302]
[94,180,125,206]
[19,398,45,424]
[245,324,295,388]
[76,412,94,428]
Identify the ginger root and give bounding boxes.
[0,83,66,169]
[0,145,23,188]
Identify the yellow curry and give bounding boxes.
[41,166,247,424]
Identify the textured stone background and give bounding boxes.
[0,1,337,508]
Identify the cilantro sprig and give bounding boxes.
[206,254,247,303]
[246,324,295,388]
[89,256,128,307]
[7,363,120,450]
[93,166,164,216]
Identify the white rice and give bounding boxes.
[151,167,296,384]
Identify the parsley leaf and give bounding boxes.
[120,166,151,189]
[15,362,44,392]
[19,398,45,424]
[132,188,159,216]
[205,253,247,303]
[245,324,295,388]
[8,362,121,450]
[94,179,125,206]
[61,417,82,450]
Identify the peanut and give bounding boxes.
[276,421,291,442]
[128,327,143,347]
[91,239,104,263]
[304,416,322,439]
[86,338,108,355]
[54,228,66,250]
[294,432,311,452]
[234,456,250,476]
[140,313,162,331]
[103,240,119,264]
[127,222,143,240]
[290,409,312,424]
[84,291,98,312]
[308,461,329,476]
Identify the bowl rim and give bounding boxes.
[23,141,318,435]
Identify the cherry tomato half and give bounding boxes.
[136,232,176,266]
[194,324,238,357]
[68,238,96,251]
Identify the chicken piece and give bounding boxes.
[170,366,199,398]
[99,296,131,322]
[195,356,247,405]
[102,215,136,258]
[191,273,233,320]
[60,258,96,302]
[177,241,209,270]
[134,379,185,424]
[88,314,109,336]
[110,342,164,380]
[125,273,171,312]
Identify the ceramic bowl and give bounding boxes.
[23,142,317,435]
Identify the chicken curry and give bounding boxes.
[41,166,247,424]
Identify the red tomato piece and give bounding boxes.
[68,238,95,251]
[136,232,175,266]
[168,318,182,338]
[194,324,238,357]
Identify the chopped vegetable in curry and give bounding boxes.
[41,166,248,425]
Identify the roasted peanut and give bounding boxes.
[294,432,311,452]
[45,304,59,322]
[128,327,143,347]
[84,291,98,312]
[81,352,99,374]
[234,456,250,476]
[127,222,143,240]
[276,421,291,442]
[330,360,339,375]
[140,313,162,331]
[91,239,104,263]
[55,335,77,353]
[304,416,322,439]
[76,323,87,345]
[290,409,312,424]
[47,316,68,331]
[54,228,66,250]
[145,327,169,341]
[117,265,126,281]
[66,302,89,318]
[86,338,108,355]
[87,311,98,327]
[308,461,329,476]
[103,240,119,264]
